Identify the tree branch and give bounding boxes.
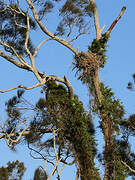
[0,83,44,93]
[0,41,31,68]
[26,0,79,55]
[33,38,53,57]
[121,161,135,173]
[6,127,30,146]
[0,50,32,71]
[91,0,102,40]
[46,75,74,100]
[106,6,126,35]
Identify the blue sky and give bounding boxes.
[0,0,135,179]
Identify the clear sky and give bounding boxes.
[0,0,135,179]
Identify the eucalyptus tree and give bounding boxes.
[0,0,134,180]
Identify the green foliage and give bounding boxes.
[97,83,125,133]
[0,1,36,56]
[88,33,110,68]
[6,80,100,179]
[5,90,24,134]
[0,160,26,180]
[33,167,47,180]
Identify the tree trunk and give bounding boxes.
[102,118,114,180]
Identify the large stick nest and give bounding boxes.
[74,52,100,82]
[73,52,102,102]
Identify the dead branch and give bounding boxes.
[24,10,44,82]
[25,9,32,59]
[106,6,126,35]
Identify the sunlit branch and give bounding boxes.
[90,0,102,40]
[8,2,26,16]
[0,50,32,71]
[24,9,44,82]
[122,161,135,173]
[33,38,53,57]
[14,13,27,29]
[106,6,126,35]
[25,10,32,59]
[57,163,65,179]
[26,0,79,55]
[0,41,31,69]
[47,130,61,180]
[0,83,43,93]
[46,75,74,100]
[6,126,30,146]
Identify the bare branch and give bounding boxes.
[25,9,32,59]
[121,161,135,173]
[0,50,32,71]
[68,31,86,43]
[57,164,65,179]
[47,130,61,180]
[26,0,79,55]
[91,0,102,40]
[0,83,44,93]
[24,9,44,83]
[28,143,54,166]
[5,127,30,146]
[106,6,126,35]
[0,41,31,69]
[33,38,53,57]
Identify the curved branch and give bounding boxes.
[0,50,32,71]
[46,75,74,100]
[0,83,44,93]
[26,0,79,55]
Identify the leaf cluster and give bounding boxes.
[0,1,36,56]
[88,33,110,68]
[5,90,24,134]
[0,160,26,180]
[97,83,125,133]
